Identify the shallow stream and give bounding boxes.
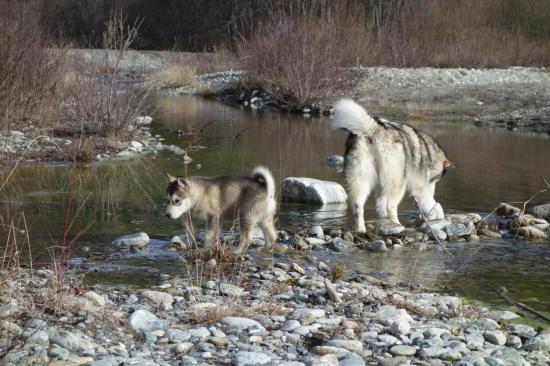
[4,96,550,316]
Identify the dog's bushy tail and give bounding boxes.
[252,166,275,200]
[331,99,378,136]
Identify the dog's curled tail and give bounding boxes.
[331,99,378,136]
[252,166,275,200]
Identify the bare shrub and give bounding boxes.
[362,0,550,68]
[61,12,150,138]
[0,1,66,129]
[237,4,368,106]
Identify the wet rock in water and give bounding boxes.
[142,290,174,310]
[443,223,471,240]
[377,222,405,236]
[128,309,166,333]
[446,212,483,224]
[112,232,149,251]
[325,155,344,168]
[291,234,310,250]
[428,228,447,241]
[478,228,502,238]
[517,225,547,239]
[367,240,388,252]
[309,225,324,239]
[281,177,348,204]
[168,235,187,251]
[329,237,354,252]
[528,202,550,220]
[420,219,450,232]
[497,203,521,217]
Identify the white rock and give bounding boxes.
[325,339,363,353]
[128,309,166,333]
[281,177,347,204]
[142,290,174,310]
[221,317,265,332]
[376,307,414,326]
[390,319,411,335]
[135,116,153,125]
[112,232,149,249]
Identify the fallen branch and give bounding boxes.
[495,287,550,323]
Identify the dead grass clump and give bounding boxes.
[188,302,245,324]
[267,282,290,296]
[186,241,237,263]
[153,64,197,88]
[65,138,95,163]
[330,263,347,282]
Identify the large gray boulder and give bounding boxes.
[281,177,347,204]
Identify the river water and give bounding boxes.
[4,95,550,316]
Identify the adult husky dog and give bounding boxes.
[165,166,277,254]
[332,99,453,233]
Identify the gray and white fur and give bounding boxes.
[332,99,453,233]
[165,166,277,254]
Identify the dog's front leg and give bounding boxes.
[203,215,220,249]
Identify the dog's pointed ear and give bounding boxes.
[177,177,190,189]
[444,159,455,169]
[164,172,177,183]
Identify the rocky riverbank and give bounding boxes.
[0,116,188,166]
[164,64,550,135]
[1,243,549,366]
[2,198,550,365]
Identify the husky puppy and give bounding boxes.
[165,166,277,254]
[331,99,453,233]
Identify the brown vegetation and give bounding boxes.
[237,0,550,105]
[0,1,66,130]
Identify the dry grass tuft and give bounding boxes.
[188,302,245,324]
[186,241,237,263]
[66,138,95,163]
[330,263,347,282]
[153,64,197,88]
